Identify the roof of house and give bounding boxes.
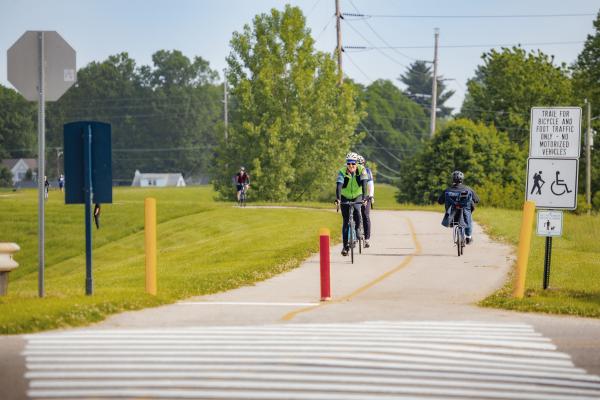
[1,158,37,170]
[131,170,185,186]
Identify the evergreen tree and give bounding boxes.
[398,60,455,118]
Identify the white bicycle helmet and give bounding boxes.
[357,155,365,165]
[345,152,359,163]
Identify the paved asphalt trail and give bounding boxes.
[2,210,600,399]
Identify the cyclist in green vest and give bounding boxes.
[334,152,369,256]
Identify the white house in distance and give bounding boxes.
[131,170,186,187]
[1,158,37,184]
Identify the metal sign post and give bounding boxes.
[536,210,563,290]
[527,106,581,290]
[543,237,553,289]
[84,125,93,295]
[7,31,76,297]
[36,32,46,298]
[64,121,112,295]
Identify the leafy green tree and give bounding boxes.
[357,79,428,182]
[573,10,600,197]
[46,53,145,181]
[0,84,36,159]
[137,50,221,178]
[47,52,221,182]
[397,118,526,208]
[399,60,455,118]
[460,47,573,144]
[213,5,363,201]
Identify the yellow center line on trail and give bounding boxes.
[281,216,422,321]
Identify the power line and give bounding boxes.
[345,40,584,50]
[347,0,417,62]
[359,121,405,163]
[342,19,408,68]
[343,52,373,82]
[342,12,596,19]
[315,15,335,42]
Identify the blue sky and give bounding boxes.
[1,0,597,111]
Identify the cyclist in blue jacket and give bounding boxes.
[437,171,480,244]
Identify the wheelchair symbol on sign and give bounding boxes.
[550,171,572,196]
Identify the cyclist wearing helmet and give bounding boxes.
[357,155,374,248]
[438,170,480,244]
[335,152,369,256]
[235,167,250,202]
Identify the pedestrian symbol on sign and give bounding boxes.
[530,171,545,195]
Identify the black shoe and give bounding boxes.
[341,247,349,256]
[364,240,370,248]
[466,236,473,244]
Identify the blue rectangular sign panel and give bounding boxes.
[64,121,112,204]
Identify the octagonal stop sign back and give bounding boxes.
[7,31,76,101]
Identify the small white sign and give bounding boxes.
[64,69,75,82]
[526,158,578,210]
[537,210,563,237]
[530,107,581,158]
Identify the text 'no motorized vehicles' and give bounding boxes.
[530,107,581,158]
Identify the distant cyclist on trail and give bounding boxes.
[235,167,250,202]
[357,154,374,248]
[437,170,480,244]
[335,152,369,256]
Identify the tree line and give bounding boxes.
[1,5,599,210]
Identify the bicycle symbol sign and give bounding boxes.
[526,158,578,210]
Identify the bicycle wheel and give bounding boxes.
[349,224,355,264]
[454,225,461,257]
[460,228,466,256]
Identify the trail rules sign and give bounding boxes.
[526,158,578,210]
[530,107,581,158]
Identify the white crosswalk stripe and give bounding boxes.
[24,321,600,399]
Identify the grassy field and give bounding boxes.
[476,208,600,317]
[1,183,598,334]
[377,185,600,317]
[0,187,340,334]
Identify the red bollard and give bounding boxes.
[319,228,331,301]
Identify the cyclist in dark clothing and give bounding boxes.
[437,170,480,244]
[334,152,369,256]
[235,167,250,202]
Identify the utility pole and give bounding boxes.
[335,0,343,84]
[430,28,439,138]
[223,69,228,141]
[586,99,592,214]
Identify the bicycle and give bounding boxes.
[450,207,466,257]
[445,190,470,257]
[338,200,364,264]
[238,184,248,207]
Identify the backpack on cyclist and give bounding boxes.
[441,190,472,227]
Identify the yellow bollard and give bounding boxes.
[145,197,157,295]
[513,200,536,299]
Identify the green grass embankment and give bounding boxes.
[0,187,340,334]
[376,185,600,318]
[476,208,600,317]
